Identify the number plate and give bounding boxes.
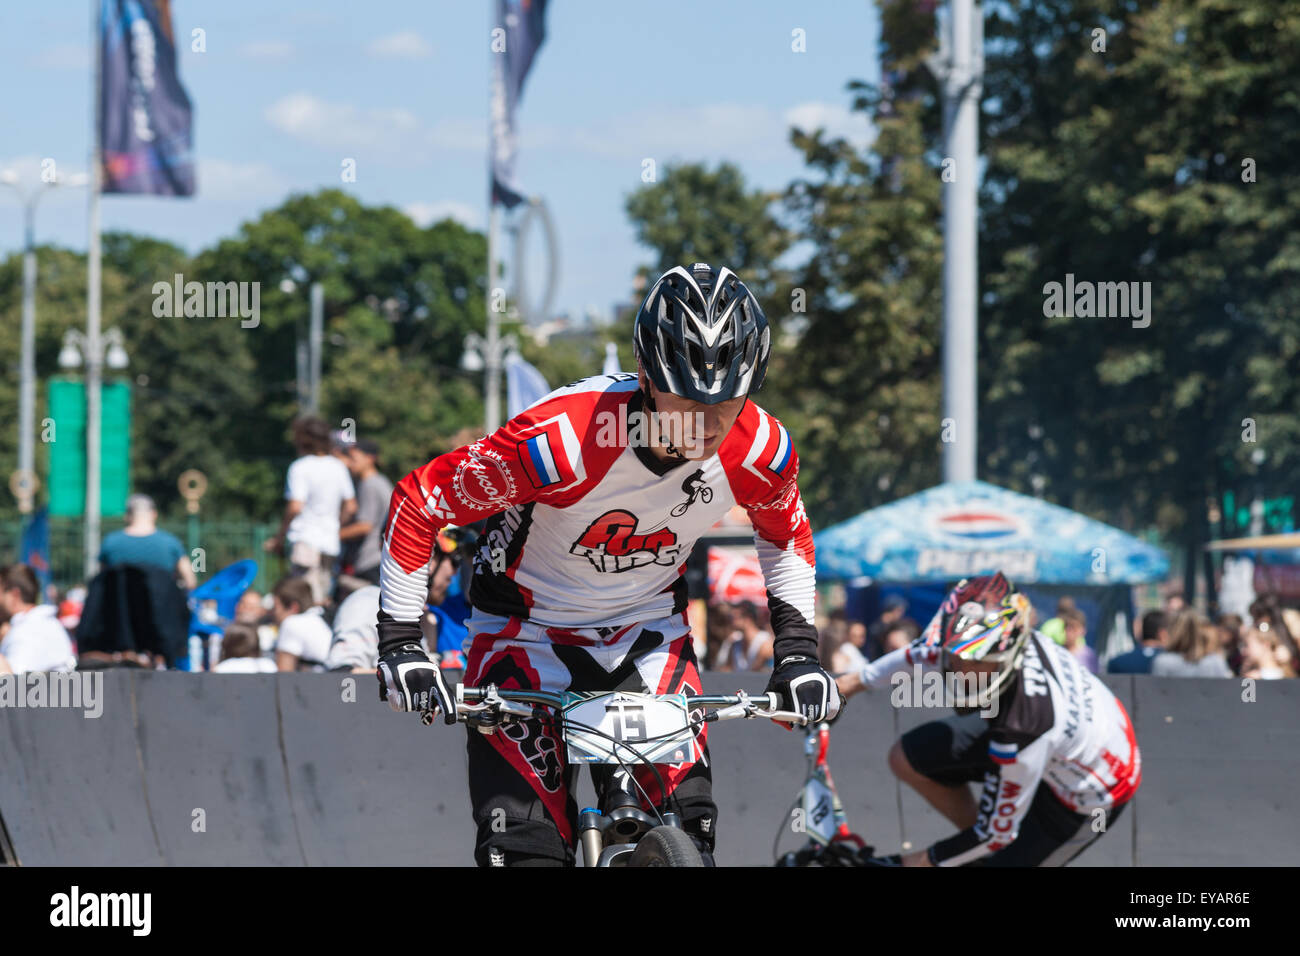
[802,777,837,845]
[561,692,698,765]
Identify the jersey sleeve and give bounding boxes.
[379,393,603,622]
[858,640,941,690]
[928,730,1052,866]
[729,414,818,659]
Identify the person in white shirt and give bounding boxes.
[0,564,75,674]
[326,540,459,673]
[264,416,357,605]
[271,577,332,672]
[213,623,278,673]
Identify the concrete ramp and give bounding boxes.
[1,671,1297,866]
[0,674,158,866]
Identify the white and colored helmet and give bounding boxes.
[922,573,1033,708]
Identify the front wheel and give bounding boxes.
[627,826,705,867]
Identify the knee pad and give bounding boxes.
[475,815,573,868]
[672,792,718,860]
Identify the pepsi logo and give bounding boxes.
[934,511,1020,540]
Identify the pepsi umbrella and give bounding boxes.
[813,481,1168,585]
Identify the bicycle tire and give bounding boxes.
[626,826,705,867]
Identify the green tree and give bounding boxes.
[776,0,945,528]
[624,162,791,303]
[191,190,488,509]
[0,191,491,524]
[978,0,1300,587]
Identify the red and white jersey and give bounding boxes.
[380,374,818,651]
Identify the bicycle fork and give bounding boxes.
[577,770,684,867]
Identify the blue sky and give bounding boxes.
[1,0,879,321]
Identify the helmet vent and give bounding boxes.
[688,341,704,376]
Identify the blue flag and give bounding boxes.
[19,507,52,599]
[101,0,196,196]
[505,353,552,417]
[490,0,549,208]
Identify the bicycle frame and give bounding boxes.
[456,684,805,867]
[775,721,869,866]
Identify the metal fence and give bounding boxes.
[0,517,288,595]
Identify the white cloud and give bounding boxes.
[366,32,433,59]
[561,104,776,160]
[195,159,287,201]
[523,101,872,163]
[402,200,481,230]
[240,40,295,61]
[784,101,875,151]
[264,93,482,157]
[261,94,870,170]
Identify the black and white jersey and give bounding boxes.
[861,632,1142,865]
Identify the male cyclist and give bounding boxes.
[837,573,1141,866]
[376,263,840,866]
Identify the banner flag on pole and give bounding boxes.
[490,0,549,208]
[505,352,552,418]
[101,0,196,195]
[19,507,52,598]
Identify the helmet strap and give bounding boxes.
[638,388,687,460]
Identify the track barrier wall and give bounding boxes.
[0,672,1295,866]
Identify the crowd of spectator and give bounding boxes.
[0,415,477,679]
[1114,597,1298,680]
[791,588,1300,683]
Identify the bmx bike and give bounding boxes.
[773,719,874,866]
[455,683,807,867]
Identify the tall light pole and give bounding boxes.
[85,0,105,580]
[1,169,89,514]
[463,327,518,433]
[930,0,984,484]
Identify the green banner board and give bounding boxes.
[47,378,131,518]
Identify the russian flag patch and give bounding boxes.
[764,421,795,482]
[516,413,584,491]
[519,432,563,488]
[989,741,1018,766]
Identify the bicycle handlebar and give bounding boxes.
[455,685,809,727]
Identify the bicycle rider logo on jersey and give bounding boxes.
[670,469,713,517]
[569,509,682,572]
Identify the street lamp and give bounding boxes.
[462,329,517,431]
[59,327,130,371]
[1,167,90,513]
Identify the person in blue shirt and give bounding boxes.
[1107,609,1168,674]
[99,494,196,590]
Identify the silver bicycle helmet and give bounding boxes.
[633,263,770,405]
